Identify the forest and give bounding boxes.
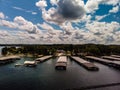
[1,44,120,56]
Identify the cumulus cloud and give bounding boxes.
[85,0,120,13]
[85,0,99,13]
[58,0,85,19]
[109,6,119,13]
[36,0,47,9]
[0,12,5,19]
[0,15,42,34]
[85,21,120,44]
[50,0,58,6]
[99,0,120,6]
[0,20,17,28]
[36,0,86,24]
[14,16,41,34]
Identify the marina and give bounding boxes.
[70,56,99,71]
[55,56,67,70]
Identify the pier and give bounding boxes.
[101,56,120,61]
[86,56,120,69]
[55,56,67,70]
[111,55,120,58]
[0,55,20,64]
[70,56,99,71]
[35,55,52,63]
[86,56,113,66]
[24,61,37,67]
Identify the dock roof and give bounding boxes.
[24,61,36,64]
[57,56,67,63]
[0,55,20,61]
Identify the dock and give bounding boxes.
[24,61,37,67]
[111,55,120,58]
[86,56,120,69]
[70,56,99,71]
[0,55,20,64]
[101,56,120,61]
[86,56,113,65]
[35,55,52,63]
[55,56,67,70]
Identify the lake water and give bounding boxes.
[0,57,120,90]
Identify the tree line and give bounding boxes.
[1,44,120,56]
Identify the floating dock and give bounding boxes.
[101,56,120,61]
[0,55,20,64]
[70,56,99,71]
[86,56,113,65]
[86,56,120,69]
[55,56,67,70]
[111,55,120,58]
[24,61,37,67]
[35,55,52,63]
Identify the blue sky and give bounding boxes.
[0,0,120,44]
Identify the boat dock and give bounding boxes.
[70,56,99,71]
[86,56,113,65]
[24,61,37,67]
[111,55,120,58]
[86,56,120,69]
[0,55,20,64]
[55,56,67,70]
[101,56,120,61]
[35,55,52,62]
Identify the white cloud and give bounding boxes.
[109,6,119,13]
[95,14,108,21]
[13,6,37,15]
[85,0,99,13]
[42,7,65,24]
[0,12,5,19]
[14,16,41,34]
[85,21,120,44]
[36,0,47,9]
[32,12,37,15]
[85,0,120,13]
[0,20,18,28]
[99,0,120,6]
[50,0,58,5]
[37,22,54,30]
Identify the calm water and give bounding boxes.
[0,57,120,90]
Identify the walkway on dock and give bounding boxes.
[35,55,52,62]
[111,55,120,58]
[102,56,120,61]
[0,55,20,64]
[70,56,99,71]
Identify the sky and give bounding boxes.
[0,0,120,44]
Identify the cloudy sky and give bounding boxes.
[0,0,120,44]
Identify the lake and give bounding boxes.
[0,57,120,90]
